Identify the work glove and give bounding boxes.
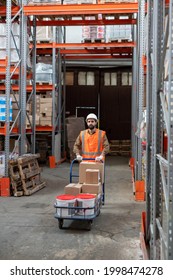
[76,155,83,161]
[95,155,103,162]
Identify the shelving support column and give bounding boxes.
[136,0,145,180]
[19,1,27,154]
[150,0,163,259]
[31,16,37,154]
[4,0,12,176]
[167,0,173,259]
[146,0,153,244]
[131,24,137,160]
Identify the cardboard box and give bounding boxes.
[40,112,52,117]
[40,97,52,104]
[79,162,104,183]
[40,119,52,126]
[85,169,100,184]
[64,183,82,195]
[40,103,52,112]
[82,182,102,195]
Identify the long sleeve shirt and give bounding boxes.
[73,129,110,156]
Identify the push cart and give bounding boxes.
[54,158,105,230]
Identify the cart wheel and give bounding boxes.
[58,219,63,229]
[87,220,93,231]
[97,209,101,217]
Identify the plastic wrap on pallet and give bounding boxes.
[66,26,83,43]
[106,25,132,42]
[36,63,53,82]
[36,26,52,41]
[28,0,61,3]
[82,25,105,40]
[0,23,20,36]
[0,36,20,49]
[37,56,52,65]
[36,63,53,73]
[0,44,31,67]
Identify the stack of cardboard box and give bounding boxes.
[40,97,52,126]
[25,94,53,127]
[65,117,85,160]
[64,161,104,196]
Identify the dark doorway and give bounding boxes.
[66,67,132,140]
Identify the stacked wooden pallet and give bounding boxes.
[9,153,46,196]
[109,140,131,156]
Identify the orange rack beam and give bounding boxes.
[24,3,138,16]
[0,6,20,17]
[26,126,53,132]
[0,125,54,135]
[0,124,18,136]
[33,42,135,49]
[60,47,133,54]
[31,18,137,26]
[0,59,6,66]
[0,66,19,74]
[36,47,133,55]
[0,84,53,91]
[55,42,136,48]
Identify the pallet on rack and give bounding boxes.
[9,153,46,196]
[108,38,131,43]
[27,0,61,5]
[83,38,105,43]
[100,0,137,3]
[36,82,53,85]
[36,40,53,44]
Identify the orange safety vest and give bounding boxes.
[80,129,105,159]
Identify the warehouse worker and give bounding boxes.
[73,113,110,162]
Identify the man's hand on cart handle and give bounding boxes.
[76,154,83,161]
[95,155,103,162]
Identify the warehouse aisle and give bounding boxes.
[0,156,144,260]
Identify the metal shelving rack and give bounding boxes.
[22,1,137,162]
[145,0,173,259]
[0,0,37,175]
[1,2,137,169]
[2,0,173,260]
[131,0,145,181]
[2,0,23,176]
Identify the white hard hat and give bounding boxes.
[86,113,98,121]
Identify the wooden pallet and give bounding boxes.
[9,153,46,196]
[27,1,61,5]
[36,40,53,44]
[108,38,131,43]
[83,38,105,43]
[36,82,53,85]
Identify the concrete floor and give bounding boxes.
[0,156,145,260]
